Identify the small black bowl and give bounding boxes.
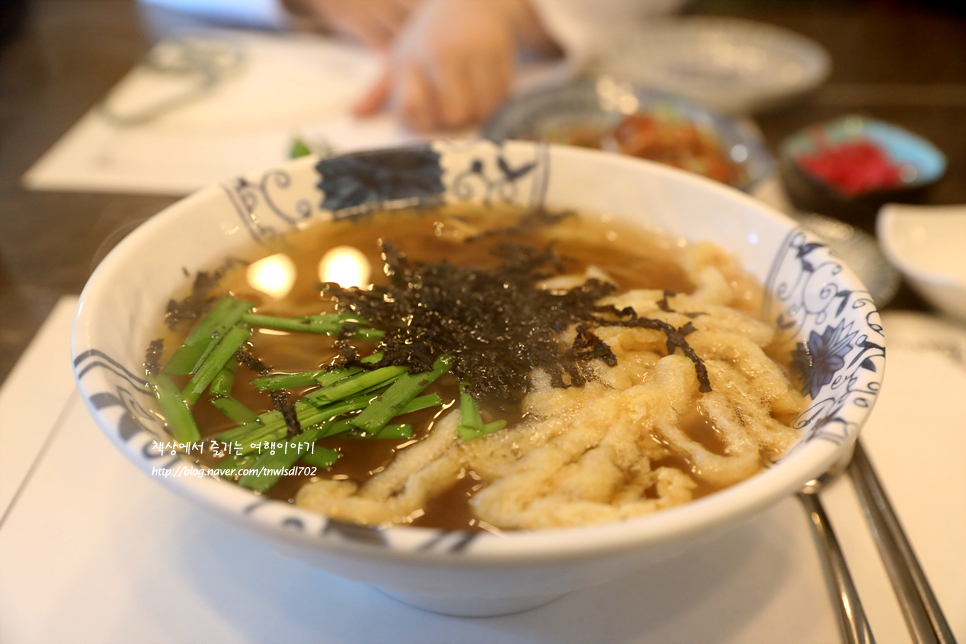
[779,115,946,233]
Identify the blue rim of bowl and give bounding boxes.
[482,77,775,193]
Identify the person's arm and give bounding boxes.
[280,0,420,50]
[353,0,558,131]
[354,0,685,131]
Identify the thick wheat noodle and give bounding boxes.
[656,400,761,487]
[358,411,460,501]
[295,412,464,525]
[702,361,801,453]
[469,355,701,529]
[692,333,806,416]
[295,263,806,530]
[601,291,776,348]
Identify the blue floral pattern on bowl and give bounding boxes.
[765,227,884,448]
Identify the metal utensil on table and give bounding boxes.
[850,440,957,644]
[798,449,876,644]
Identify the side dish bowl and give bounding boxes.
[780,115,947,231]
[72,141,884,616]
[483,77,774,193]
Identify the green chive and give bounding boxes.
[241,313,384,340]
[377,423,413,439]
[163,297,253,375]
[210,397,259,424]
[307,365,408,404]
[311,352,384,389]
[299,447,339,469]
[182,324,251,406]
[459,381,483,431]
[306,312,366,324]
[209,357,237,397]
[352,356,453,435]
[395,392,442,415]
[233,393,375,454]
[350,423,413,439]
[215,411,278,442]
[252,370,326,391]
[313,366,363,387]
[237,421,342,492]
[290,137,312,159]
[315,417,355,439]
[482,419,507,434]
[213,452,257,477]
[214,399,318,443]
[150,374,200,443]
[230,388,442,492]
[458,419,507,442]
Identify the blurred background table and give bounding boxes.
[1,0,965,386]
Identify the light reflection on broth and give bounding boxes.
[318,245,371,288]
[154,204,804,532]
[246,253,296,300]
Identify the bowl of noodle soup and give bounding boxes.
[72,140,884,616]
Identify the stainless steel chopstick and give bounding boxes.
[799,491,877,644]
[849,440,958,644]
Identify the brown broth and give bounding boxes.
[409,469,499,532]
[679,404,729,457]
[155,204,768,530]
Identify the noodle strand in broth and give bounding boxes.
[148,205,805,531]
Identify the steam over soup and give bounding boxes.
[147,205,806,532]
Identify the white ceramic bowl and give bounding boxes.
[878,204,966,322]
[72,141,885,616]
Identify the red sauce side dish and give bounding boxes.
[796,140,904,197]
[548,113,745,187]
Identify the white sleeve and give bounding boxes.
[526,0,686,70]
[136,0,290,30]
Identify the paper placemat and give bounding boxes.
[21,30,570,197]
[21,31,417,196]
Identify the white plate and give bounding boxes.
[601,17,832,114]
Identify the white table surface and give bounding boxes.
[1,297,963,644]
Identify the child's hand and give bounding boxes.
[354,0,549,131]
[285,0,420,50]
